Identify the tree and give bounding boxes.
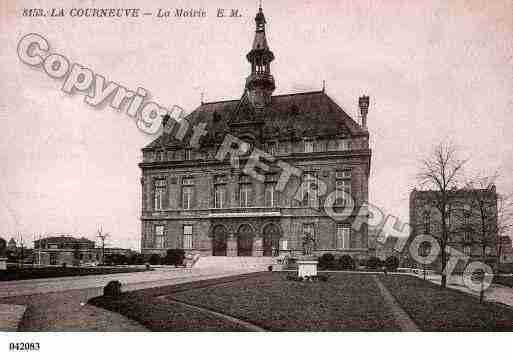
[496,192,513,271]
[464,174,513,281]
[417,142,467,288]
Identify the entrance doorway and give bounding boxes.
[237,224,254,256]
[263,224,280,256]
[212,225,228,256]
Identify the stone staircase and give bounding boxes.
[193,256,276,272]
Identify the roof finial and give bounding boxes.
[259,0,263,11]
[200,91,204,105]
[322,80,325,93]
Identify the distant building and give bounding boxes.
[409,187,499,272]
[7,238,17,251]
[34,236,98,266]
[499,236,513,264]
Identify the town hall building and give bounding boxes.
[139,7,372,261]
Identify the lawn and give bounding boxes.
[90,271,513,331]
[380,275,513,331]
[0,266,150,281]
[90,272,399,331]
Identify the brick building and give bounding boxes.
[499,236,513,263]
[409,187,498,272]
[139,7,372,260]
[34,236,98,266]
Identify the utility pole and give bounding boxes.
[97,227,110,265]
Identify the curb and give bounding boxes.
[0,304,27,331]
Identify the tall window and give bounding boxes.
[155,150,164,162]
[239,175,252,207]
[267,142,277,156]
[445,204,452,228]
[335,169,351,205]
[182,178,194,209]
[301,172,318,207]
[264,182,279,207]
[337,225,351,249]
[337,138,351,151]
[423,211,430,234]
[214,175,227,209]
[463,245,471,256]
[184,149,192,161]
[183,225,193,249]
[154,179,166,210]
[155,225,165,248]
[304,139,314,153]
[463,205,471,241]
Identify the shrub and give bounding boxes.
[384,256,400,272]
[338,255,355,270]
[105,254,128,266]
[164,249,185,266]
[103,280,122,297]
[318,253,335,270]
[366,256,382,269]
[129,253,146,265]
[148,254,161,265]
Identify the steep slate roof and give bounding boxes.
[143,90,368,150]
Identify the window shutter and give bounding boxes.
[150,178,156,210]
[234,183,240,206]
[249,183,255,207]
[141,178,147,211]
[164,223,168,248]
[223,185,228,208]
[210,176,215,208]
[163,177,169,208]
[177,177,182,209]
[192,183,197,208]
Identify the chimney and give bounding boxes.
[358,95,370,129]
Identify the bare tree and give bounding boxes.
[463,174,500,302]
[496,192,513,270]
[417,142,467,288]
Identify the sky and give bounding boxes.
[0,0,512,249]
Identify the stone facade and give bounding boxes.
[139,7,372,260]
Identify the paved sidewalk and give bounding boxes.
[413,273,513,307]
[0,268,260,331]
[0,304,26,331]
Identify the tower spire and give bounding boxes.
[245,5,275,109]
